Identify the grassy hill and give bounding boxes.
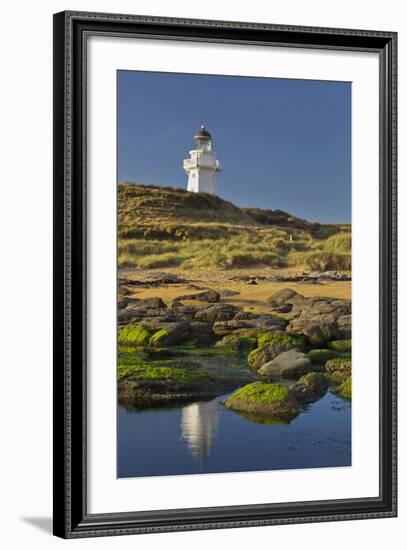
[118,183,351,271]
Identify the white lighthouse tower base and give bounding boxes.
[183,126,222,195]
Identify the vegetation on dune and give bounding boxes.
[117,183,351,270]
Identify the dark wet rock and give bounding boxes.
[119,374,243,409]
[246,279,258,285]
[195,303,240,322]
[290,372,330,404]
[271,304,292,313]
[187,321,215,344]
[149,321,190,346]
[258,349,313,378]
[267,288,304,306]
[224,381,301,421]
[326,358,352,381]
[174,289,220,303]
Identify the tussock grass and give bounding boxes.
[117,183,351,271]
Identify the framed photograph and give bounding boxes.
[53,11,397,538]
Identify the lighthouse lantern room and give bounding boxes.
[183,126,222,195]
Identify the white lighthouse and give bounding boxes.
[183,126,222,195]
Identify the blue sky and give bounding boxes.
[118,71,351,223]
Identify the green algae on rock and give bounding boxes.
[224,381,301,420]
[118,323,152,345]
[332,377,352,400]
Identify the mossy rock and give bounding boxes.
[333,376,352,400]
[215,334,257,352]
[257,332,304,350]
[290,372,330,404]
[248,333,305,370]
[118,323,152,345]
[307,348,340,365]
[327,339,352,353]
[325,358,352,381]
[149,321,189,346]
[224,382,301,420]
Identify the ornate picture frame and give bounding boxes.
[53,11,397,538]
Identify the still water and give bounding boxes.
[118,391,351,478]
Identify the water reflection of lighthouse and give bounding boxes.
[180,399,219,461]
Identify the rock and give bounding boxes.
[286,317,340,346]
[246,279,258,285]
[332,377,352,400]
[138,297,167,309]
[258,349,313,378]
[149,321,190,346]
[195,303,239,322]
[187,321,215,344]
[271,304,292,313]
[224,381,301,421]
[174,289,220,303]
[220,289,240,297]
[307,348,340,365]
[337,315,352,339]
[290,372,330,403]
[215,334,257,351]
[118,323,152,345]
[212,316,286,337]
[267,288,304,306]
[326,358,352,381]
[233,311,257,320]
[327,339,352,353]
[248,332,305,370]
[118,273,185,287]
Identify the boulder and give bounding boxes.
[290,372,330,403]
[118,323,152,345]
[187,321,215,344]
[258,349,313,378]
[271,304,292,313]
[149,321,190,346]
[215,334,257,351]
[337,315,352,339]
[267,288,304,306]
[138,296,167,309]
[332,377,352,400]
[325,358,352,381]
[195,303,239,322]
[286,317,340,345]
[224,381,301,420]
[212,316,286,337]
[233,311,257,320]
[248,332,304,370]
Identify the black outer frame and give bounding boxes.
[53,10,397,539]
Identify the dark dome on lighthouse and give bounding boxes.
[194,125,211,139]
